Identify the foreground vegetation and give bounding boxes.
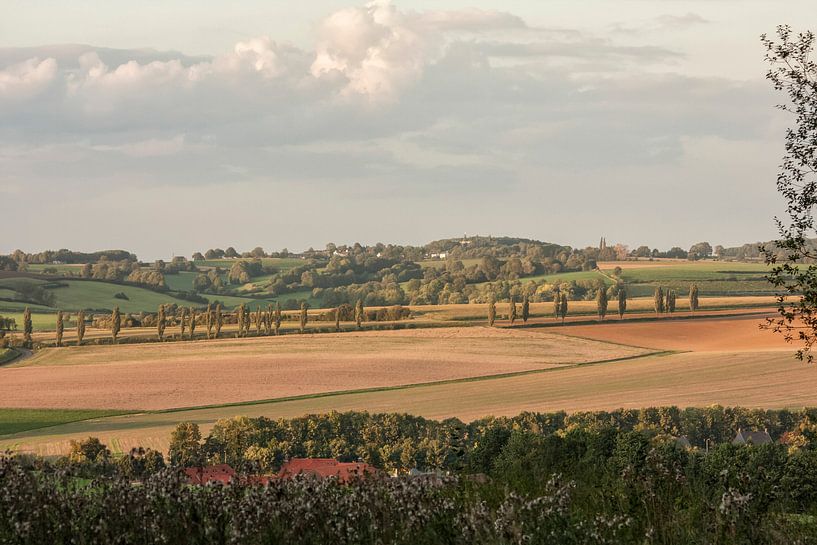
[6,407,817,543]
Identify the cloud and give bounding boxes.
[0,57,57,99]
[611,12,709,34]
[0,1,784,257]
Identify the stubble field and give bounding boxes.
[0,310,807,457]
[0,327,654,411]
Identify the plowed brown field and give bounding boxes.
[558,314,786,352]
[0,327,653,411]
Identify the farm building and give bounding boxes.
[732,429,773,446]
[278,458,379,483]
[184,464,236,485]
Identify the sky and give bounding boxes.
[1,1,814,260]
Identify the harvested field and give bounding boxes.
[1,349,809,457]
[559,314,786,352]
[0,327,653,411]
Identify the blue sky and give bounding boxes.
[1,1,815,259]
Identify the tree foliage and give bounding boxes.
[618,286,627,319]
[760,26,817,361]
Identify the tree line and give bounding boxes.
[485,283,702,325]
[8,297,414,348]
[12,406,817,543]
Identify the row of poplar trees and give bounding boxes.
[25,298,370,347]
[486,283,701,326]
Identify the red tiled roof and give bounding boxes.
[278,458,378,483]
[184,464,236,485]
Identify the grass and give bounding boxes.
[0,408,131,436]
[0,348,19,365]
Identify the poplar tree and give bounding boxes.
[488,296,497,327]
[618,286,627,319]
[299,302,308,333]
[111,306,121,343]
[237,304,246,337]
[521,296,530,323]
[554,293,561,320]
[205,304,213,339]
[509,297,517,324]
[654,287,665,315]
[157,305,166,341]
[335,307,341,332]
[214,304,223,338]
[179,308,187,339]
[667,290,677,313]
[55,311,64,347]
[77,310,86,346]
[274,302,282,335]
[23,307,32,347]
[355,299,364,329]
[189,308,197,339]
[265,304,273,335]
[596,287,608,321]
[689,284,699,312]
[559,293,568,324]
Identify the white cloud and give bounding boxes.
[0,1,787,256]
[0,57,57,99]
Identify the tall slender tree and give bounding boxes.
[654,287,665,315]
[205,304,213,339]
[299,302,308,333]
[255,307,262,335]
[76,310,86,346]
[265,304,273,335]
[487,295,497,327]
[559,293,569,324]
[335,307,341,332]
[617,286,627,319]
[554,293,561,320]
[214,304,223,338]
[189,308,197,339]
[667,290,677,314]
[689,284,699,312]
[274,302,282,335]
[521,296,530,323]
[23,307,32,348]
[509,297,517,324]
[157,305,166,341]
[355,299,364,330]
[179,307,187,339]
[111,306,121,343]
[596,287,608,321]
[55,311,64,347]
[236,304,246,337]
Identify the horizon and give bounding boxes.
[3,1,815,259]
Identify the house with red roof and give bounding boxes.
[278,458,379,483]
[184,464,236,485]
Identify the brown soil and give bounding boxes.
[0,327,651,411]
[558,314,787,352]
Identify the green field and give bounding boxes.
[610,262,774,296]
[0,408,130,436]
[0,348,19,365]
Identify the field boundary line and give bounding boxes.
[150,349,676,415]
